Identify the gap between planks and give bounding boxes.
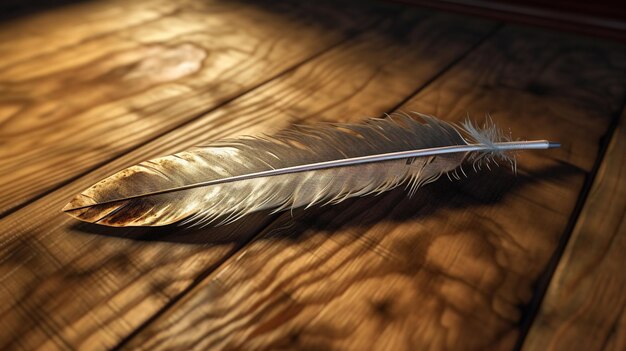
[514,99,626,351]
[110,22,504,351]
[0,20,378,221]
[118,23,624,347]
[0,0,393,218]
[0,6,498,351]
[384,23,503,113]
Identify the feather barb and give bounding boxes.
[63,113,559,227]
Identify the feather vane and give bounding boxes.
[63,113,558,227]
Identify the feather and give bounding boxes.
[63,113,559,227]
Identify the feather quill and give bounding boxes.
[63,113,559,227]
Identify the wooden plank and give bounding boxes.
[0,0,383,217]
[0,11,497,351]
[407,26,626,173]
[0,0,181,69]
[521,109,626,351]
[120,27,626,351]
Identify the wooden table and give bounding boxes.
[1,0,624,350]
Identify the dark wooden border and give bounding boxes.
[389,0,626,41]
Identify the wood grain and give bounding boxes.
[120,27,626,351]
[407,26,626,172]
[521,109,626,351]
[0,0,385,217]
[0,10,497,351]
[0,0,181,70]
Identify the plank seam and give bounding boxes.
[0,29,369,221]
[514,97,626,351]
[110,20,504,351]
[104,23,395,351]
[382,23,504,114]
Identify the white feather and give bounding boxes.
[63,113,557,227]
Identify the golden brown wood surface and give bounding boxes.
[0,0,180,70]
[120,26,626,351]
[1,0,625,350]
[0,4,499,350]
[521,109,626,351]
[0,0,386,216]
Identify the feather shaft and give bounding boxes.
[63,140,556,212]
